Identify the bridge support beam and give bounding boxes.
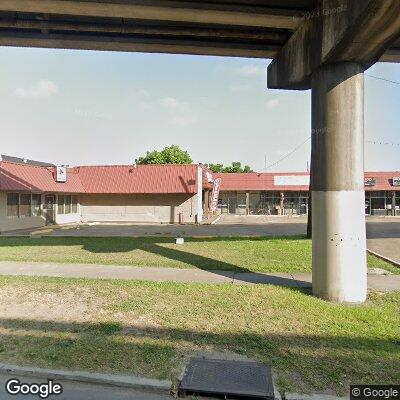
[311,62,366,303]
[268,0,400,303]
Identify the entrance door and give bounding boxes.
[44,195,55,225]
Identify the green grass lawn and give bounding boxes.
[0,276,398,395]
[0,236,397,274]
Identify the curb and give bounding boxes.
[367,249,400,268]
[0,363,172,393]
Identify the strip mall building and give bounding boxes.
[214,172,400,217]
[0,156,206,232]
[0,155,399,232]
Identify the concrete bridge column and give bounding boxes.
[311,62,367,303]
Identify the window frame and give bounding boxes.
[72,196,78,214]
[6,193,42,218]
[58,194,77,215]
[58,195,65,215]
[6,193,20,218]
[19,193,32,218]
[31,194,42,217]
[65,195,72,214]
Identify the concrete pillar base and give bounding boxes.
[312,190,367,303]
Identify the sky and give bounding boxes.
[0,47,399,172]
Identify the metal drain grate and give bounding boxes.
[179,357,275,399]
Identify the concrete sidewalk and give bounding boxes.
[0,261,399,292]
[367,238,400,265]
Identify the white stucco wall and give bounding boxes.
[80,193,197,223]
[0,192,46,233]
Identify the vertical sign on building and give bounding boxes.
[56,166,67,182]
[210,178,222,212]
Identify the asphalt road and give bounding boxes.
[0,373,173,400]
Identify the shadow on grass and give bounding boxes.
[0,236,308,247]
[0,236,311,282]
[0,317,398,392]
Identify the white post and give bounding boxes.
[197,166,203,223]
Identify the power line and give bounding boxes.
[366,140,400,146]
[265,137,399,171]
[265,136,311,170]
[365,74,400,85]
[263,72,399,170]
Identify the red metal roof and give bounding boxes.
[0,161,199,194]
[75,164,198,194]
[1,160,399,194]
[0,161,84,193]
[216,172,400,191]
[364,172,400,191]
[215,172,310,191]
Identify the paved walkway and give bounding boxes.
[0,261,399,292]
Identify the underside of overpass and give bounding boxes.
[1,0,400,303]
[0,0,399,60]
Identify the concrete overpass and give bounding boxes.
[1,0,400,303]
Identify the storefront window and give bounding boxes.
[58,195,75,214]
[7,193,19,217]
[72,196,78,213]
[7,193,42,218]
[370,191,387,215]
[58,195,65,214]
[259,191,280,215]
[31,194,41,217]
[236,192,247,215]
[217,192,229,214]
[20,194,31,217]
[249,192,261,214]
[65,196,72,214]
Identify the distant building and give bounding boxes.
[215,172,400,216]
[0,156,208,232]
[0,155,399,233]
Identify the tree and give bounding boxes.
[135,145,193,165]
[208,162,253,173]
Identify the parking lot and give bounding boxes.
[2,215,397,236]
[2,215,307,237]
